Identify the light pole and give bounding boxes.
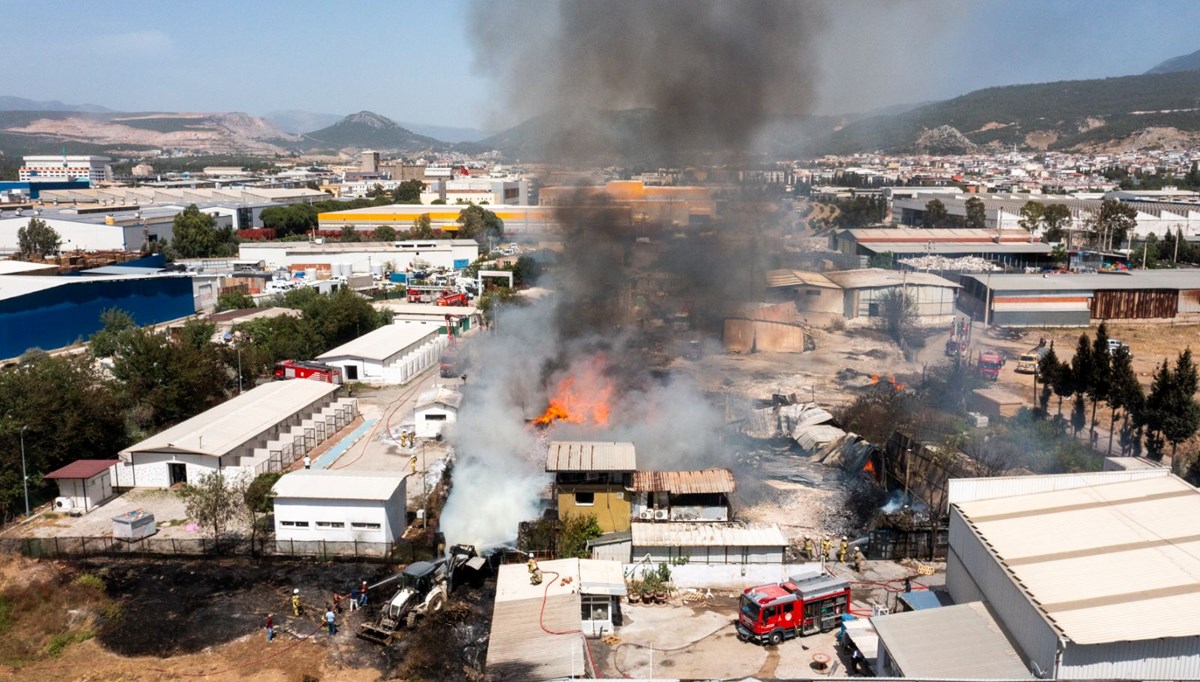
[237,346,243,394]
[20,425,29,517]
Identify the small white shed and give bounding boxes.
[631,522,788,564]
[272,470,408,553]
[414,387,461,438]
[44,459,119,515]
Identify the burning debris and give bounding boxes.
[532,354,614,427]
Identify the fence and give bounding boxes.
[0,534,437,563]
[866,526,949,561]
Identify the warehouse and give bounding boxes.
[630,522,788,564]
[961,269,1200,327]
[238,239,480,273]
[871,602,1032,679]
[767,268,959,327]
[316,322,445,384]
[114,380,341,488]
[832,227,1052,270]
[374,301,480,335]
[0,271,196,360]
[316,205,556,236]
[946,470,1200,679]
[271,470,408,552]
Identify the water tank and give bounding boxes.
[305,268,318,281]
[371,263,384,277]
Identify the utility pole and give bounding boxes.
[237,346,243,394]
[20,425,29,517]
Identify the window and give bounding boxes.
[805,289,821,296]
[281,521,309,527]
[352,522,382,530]
[581,594,610,622]
[574,492,595,506]
[315,521,345,528]
[425,414,447,421]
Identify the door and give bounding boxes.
[344,364,358,381]
[168,463,187,486]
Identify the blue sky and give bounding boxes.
[8,1,1200,129]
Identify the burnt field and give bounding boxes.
[69,556,497,679]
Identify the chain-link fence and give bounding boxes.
[0,534,437,563]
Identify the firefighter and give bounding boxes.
[839,536,849,563]
[853,547,866,573]
[528,553,543,585]
[821,535,832,562]
[291,588,302,617]
[409,455,418,474]
[802,536,816,561]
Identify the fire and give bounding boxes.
[533,356,614,428]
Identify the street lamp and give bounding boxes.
[20,425,29,517]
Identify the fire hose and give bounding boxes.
[537,569,601,678]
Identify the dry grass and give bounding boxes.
[0,553,112,669]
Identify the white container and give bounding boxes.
[112,509,156,541]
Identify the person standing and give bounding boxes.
[292,589,301,617]
[303,455,312,470]
[802,536,815,561]
[820,536,832,562]
[853,548,866,573]
[325,606,337,635]
[349,586,360,611]
[839,537,849,563]
[266,613,274,642]
[359,580,368,607]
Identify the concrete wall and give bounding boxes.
[112,452,253,488]
[415,405,456,438]
[558,487,631,533]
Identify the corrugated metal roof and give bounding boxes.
[546,441,636,472]
[871,602,1032,678]
[122,380,339,458]
[631,522,787,547]
[317,322,440,362]
[631,468,735,494]
[765,269,839,289]
[955,475,1200,645]
[965,269,1200,293]
[272,470,405,501]
[415,387,462,410]
[44,459,120,480]
[0,272,190,303]
[794,424,847,452]
[824,268,960,290]
[0,261,57,275]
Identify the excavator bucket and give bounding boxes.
[357,623,394,645]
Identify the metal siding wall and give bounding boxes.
[948,510,1059,675]
[1090,289,1178,319]
[944,549,985,603]
[990,309,1090,327]
[1060,637,1200,680]
[591,541,632,563]
[1179,290,1200,314]
[947,469,1169,504]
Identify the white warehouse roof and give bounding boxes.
[631,522,788,547]
[317,323,439,363]
[272,469,406,501]
[954,475,1200,645]
[121,380,339,458]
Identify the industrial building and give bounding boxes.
[539,180,716,228]
[20,155,112,183]
[316,205,556,236]
[413,387,461,439]
[831,227,1052,269]
[0,271,196,360]
[961,269,1200,327]
[766,268,960,327]
[238,239,480,273]
[375,301,480,335]
[547,441,637,534]
[420,176,529,206]
[871,602,1031,679]
[485,558,625,679]
[945,469,1200,679]
[0,208,192,253]
[114,380,342,488]
[316,322,445,384]
[629,522,788,565]
[271,470,408,551]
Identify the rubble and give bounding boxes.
[897,255,1002,272]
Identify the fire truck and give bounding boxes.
[976,351,1005,381]
[735,573,851,645]
[273,360,343,384]
[436,292,468,306]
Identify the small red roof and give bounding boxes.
[44,459,120,480]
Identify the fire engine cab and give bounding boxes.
[736,573,851,645]
[273,360,343,384]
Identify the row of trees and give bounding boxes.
[923,197,1137,250]
[1037,323,1200,459]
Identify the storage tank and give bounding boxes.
[371,263,384,277]
[305,268,317,281]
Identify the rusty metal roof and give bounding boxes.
[546,441,636,472]
[766,269,839,289]
[631,468,735,494]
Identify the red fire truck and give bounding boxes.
[976,351,1005,381]
[736,573,851,645]
[273,360,343,384]
[436,292,468,306]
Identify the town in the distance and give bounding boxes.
[3,3,1200,682]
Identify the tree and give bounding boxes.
[1037,344,1061,414]
[215,290,256,313]
[392,179,424,204]
[181,472,242,543]
[1049,345,1075,415]
[511,255,542,287]
[17,218,61,259]
[923,199,948,228]
[1070,393,1087,436]
[877,288,916,345]
[964,197,987,229]
[1159,348,1200,459]
[178,318,217,352]
[556,513,602,559]
[1041,203,1071,243]
[1094,199,1138,250]
[339,225,362,243]
[1107,345,1143,455]
[371,225,398,241]
[88,308,137,358]
[242,472,280,554]
[410,214,435,239]
[1018,200,1045,240]
[1143,359,1174,459]
[170,204,237,259]
[456,204,504,244]
[1087,323,1111,440]
[106,325,228,431]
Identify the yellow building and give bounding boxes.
[546,441,636,534]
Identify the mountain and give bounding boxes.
[1146,48,1200,74]
[303,111,443,152]
[0,96,111,113]
[264,110,343,135]
[398,122,491,144]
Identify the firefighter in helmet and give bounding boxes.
[839,536,849,563]
[821,535,833,562]
[527,553,543,585]
[803,536,816,561]
[853,547,866,573]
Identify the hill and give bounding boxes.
[0,96,111,113]
[1146,48,1200,74]
[303,111,443,152]
[264,109,343,134]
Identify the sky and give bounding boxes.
[7,0,1200,131]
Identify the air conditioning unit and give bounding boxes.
[638,510,653,521]
[653,509,669,521]
[54,497,75,512]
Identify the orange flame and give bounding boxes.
[533,356,614,428]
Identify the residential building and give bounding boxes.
[20,155,112,183]
[44,459,120,515]
[272,470,407,552]
[361,150,380,174]
[547,441,636,533]
[316,322,445,384]
[630,468,734,522]
[413,387,461,439]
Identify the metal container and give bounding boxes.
[112,508,156,541]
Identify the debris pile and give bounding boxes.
[898,255,1001,272]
